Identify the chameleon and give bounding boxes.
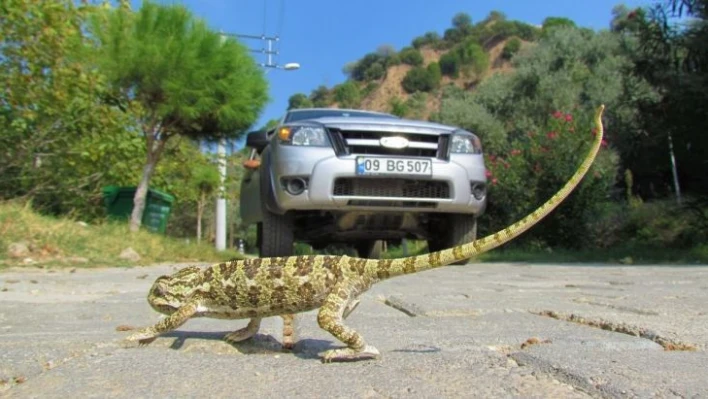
[125,105,606,363]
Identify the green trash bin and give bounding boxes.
[102,186,175,234]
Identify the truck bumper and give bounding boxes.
[269,145,487,214]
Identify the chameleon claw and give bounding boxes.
[138,337,157,346]
[320,345,380,363]
[224,330,256,344]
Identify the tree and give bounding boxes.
[86,1,268,232]
[436,27,659,247]
[502,37,522,60]
[192,163,220,242]
[288,93,312,110]
[399,47,424,66]
[0,0,138,217]
[401,66,438,93]
[333,81,361,108]
[452,12,472,29]
[376,44,396,57]
[541,17,577,37]
[309,85,331,107]
[439,52,461,77]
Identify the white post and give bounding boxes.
[216,139,227,251]
[215,32,228,252]
[668,132,682,205]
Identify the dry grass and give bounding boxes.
[0,201,243,269]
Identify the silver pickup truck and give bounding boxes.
[239,108,487,261]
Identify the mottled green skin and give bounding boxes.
[126,106,606,362]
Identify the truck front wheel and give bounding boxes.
[427,214,477,265]
[258,209,294,257]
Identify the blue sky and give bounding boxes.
[133,0,651,147]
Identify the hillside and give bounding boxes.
[287,11,544,119]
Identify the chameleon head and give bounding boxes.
[147,275,186,315]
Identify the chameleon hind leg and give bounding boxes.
[125,302,198,345]
[317,285,379,363]
[224,318,262,344]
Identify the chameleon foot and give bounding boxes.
[224,318,261,344]
[321,345,380,363]
[224,329,257,344]
[124,329,158,346]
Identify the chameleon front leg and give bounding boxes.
[125,302,198,345]
[224,317,261,344]
[317,285,379,363]
[281,313,297,349]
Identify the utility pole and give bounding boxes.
[214,32,299,252]
[221,33,300,71]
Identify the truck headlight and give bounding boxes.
[451,134,482,154]
[278,126,330,146]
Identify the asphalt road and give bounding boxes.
[1,262,707,398]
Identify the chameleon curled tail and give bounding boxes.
[377,104,606,278]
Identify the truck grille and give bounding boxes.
[329,129,450,160]
[333,178,451,199]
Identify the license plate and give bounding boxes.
[355,156,432,176]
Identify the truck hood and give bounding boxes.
[307,117,460,135]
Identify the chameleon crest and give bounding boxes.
[126,105,607,363]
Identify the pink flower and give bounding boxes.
[492,178,498,185]
[565,114,573,122]
[547,131,558,139]
[601,139,608,147]
[552,111,563,119]
[510,149,521,156]
[485,169,492,178]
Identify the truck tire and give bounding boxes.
[427,214,477,265]
[355,240,383,259]
[258,209,294,257]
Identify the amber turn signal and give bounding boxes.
[242,159,261,170]
[278,127,291,141]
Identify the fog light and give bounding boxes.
[471,183,486,200]
[284,177,308,195]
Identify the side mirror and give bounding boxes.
[245,130,269,151]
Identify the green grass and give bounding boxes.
[477,245,708,265]
[0,201,243,269]
[381,239,708,265]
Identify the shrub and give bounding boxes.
[287,93,312,110]
[389,97,409,117]
[412,31,442,49]
[483,108,619,248]
[457,39,489,75]
[399,47,424,66]
[333,81,361,108]
[502,38,522,60]
[348,53,386,81]
[427,62,442,87]
[309,85,331,107]
[405,92,428,119]
[401,66,437,93]
[361,82,379,98]
[439,52,461,77]
[364,62,386,80]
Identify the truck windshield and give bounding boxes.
[284,109,398,123]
